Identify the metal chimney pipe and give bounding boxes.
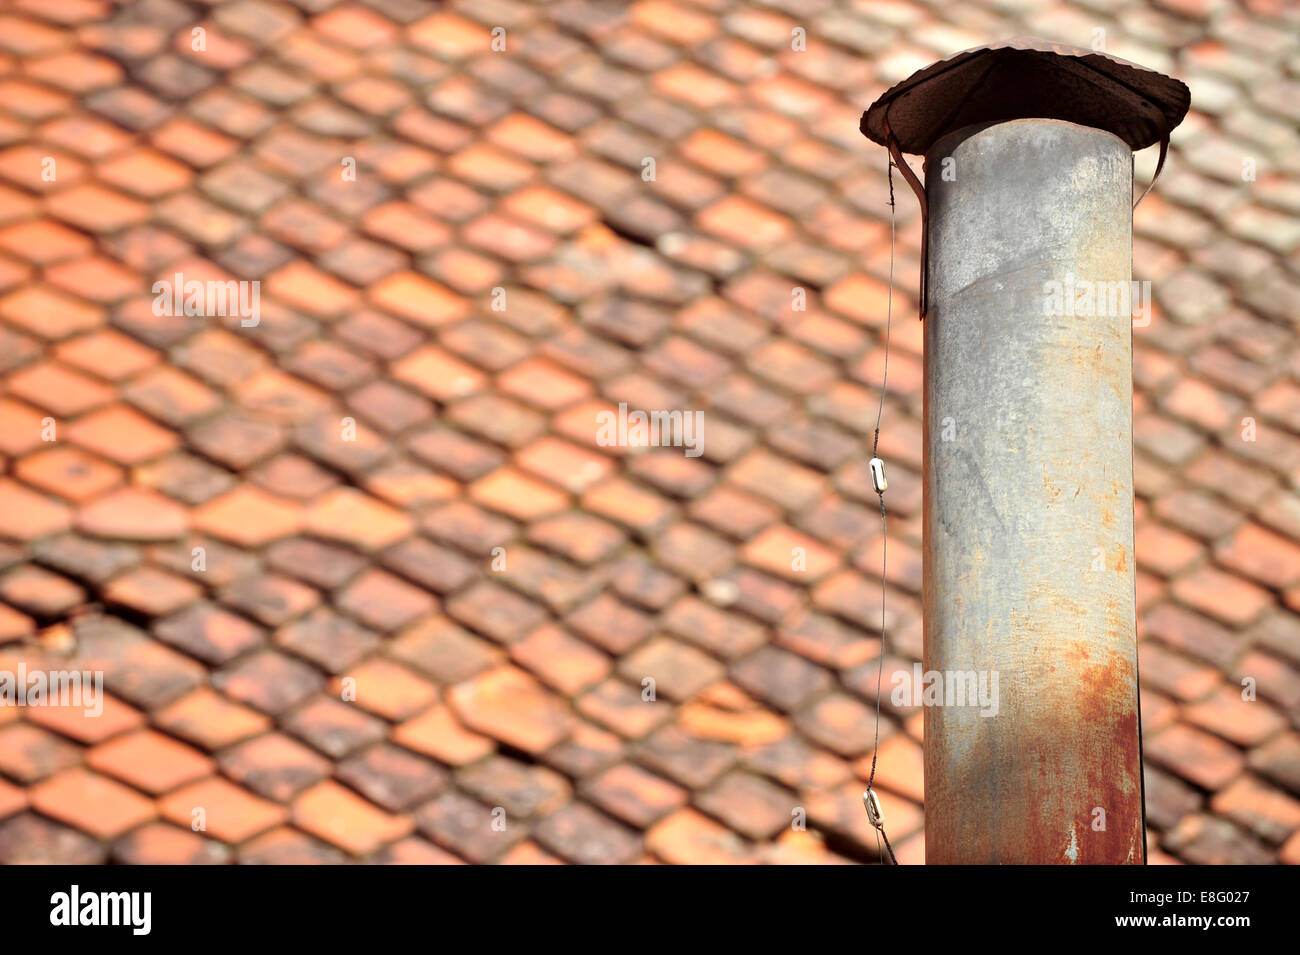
[922,118,1143,864]
[860,37,1189,865]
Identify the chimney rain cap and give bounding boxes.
[861,36,1190,155]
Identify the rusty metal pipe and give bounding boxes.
[922,118,1143,864]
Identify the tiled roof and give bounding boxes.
[0,0,1298,865]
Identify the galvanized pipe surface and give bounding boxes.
[922,119,1143,864]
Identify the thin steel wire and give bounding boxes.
[866,151,899,866]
